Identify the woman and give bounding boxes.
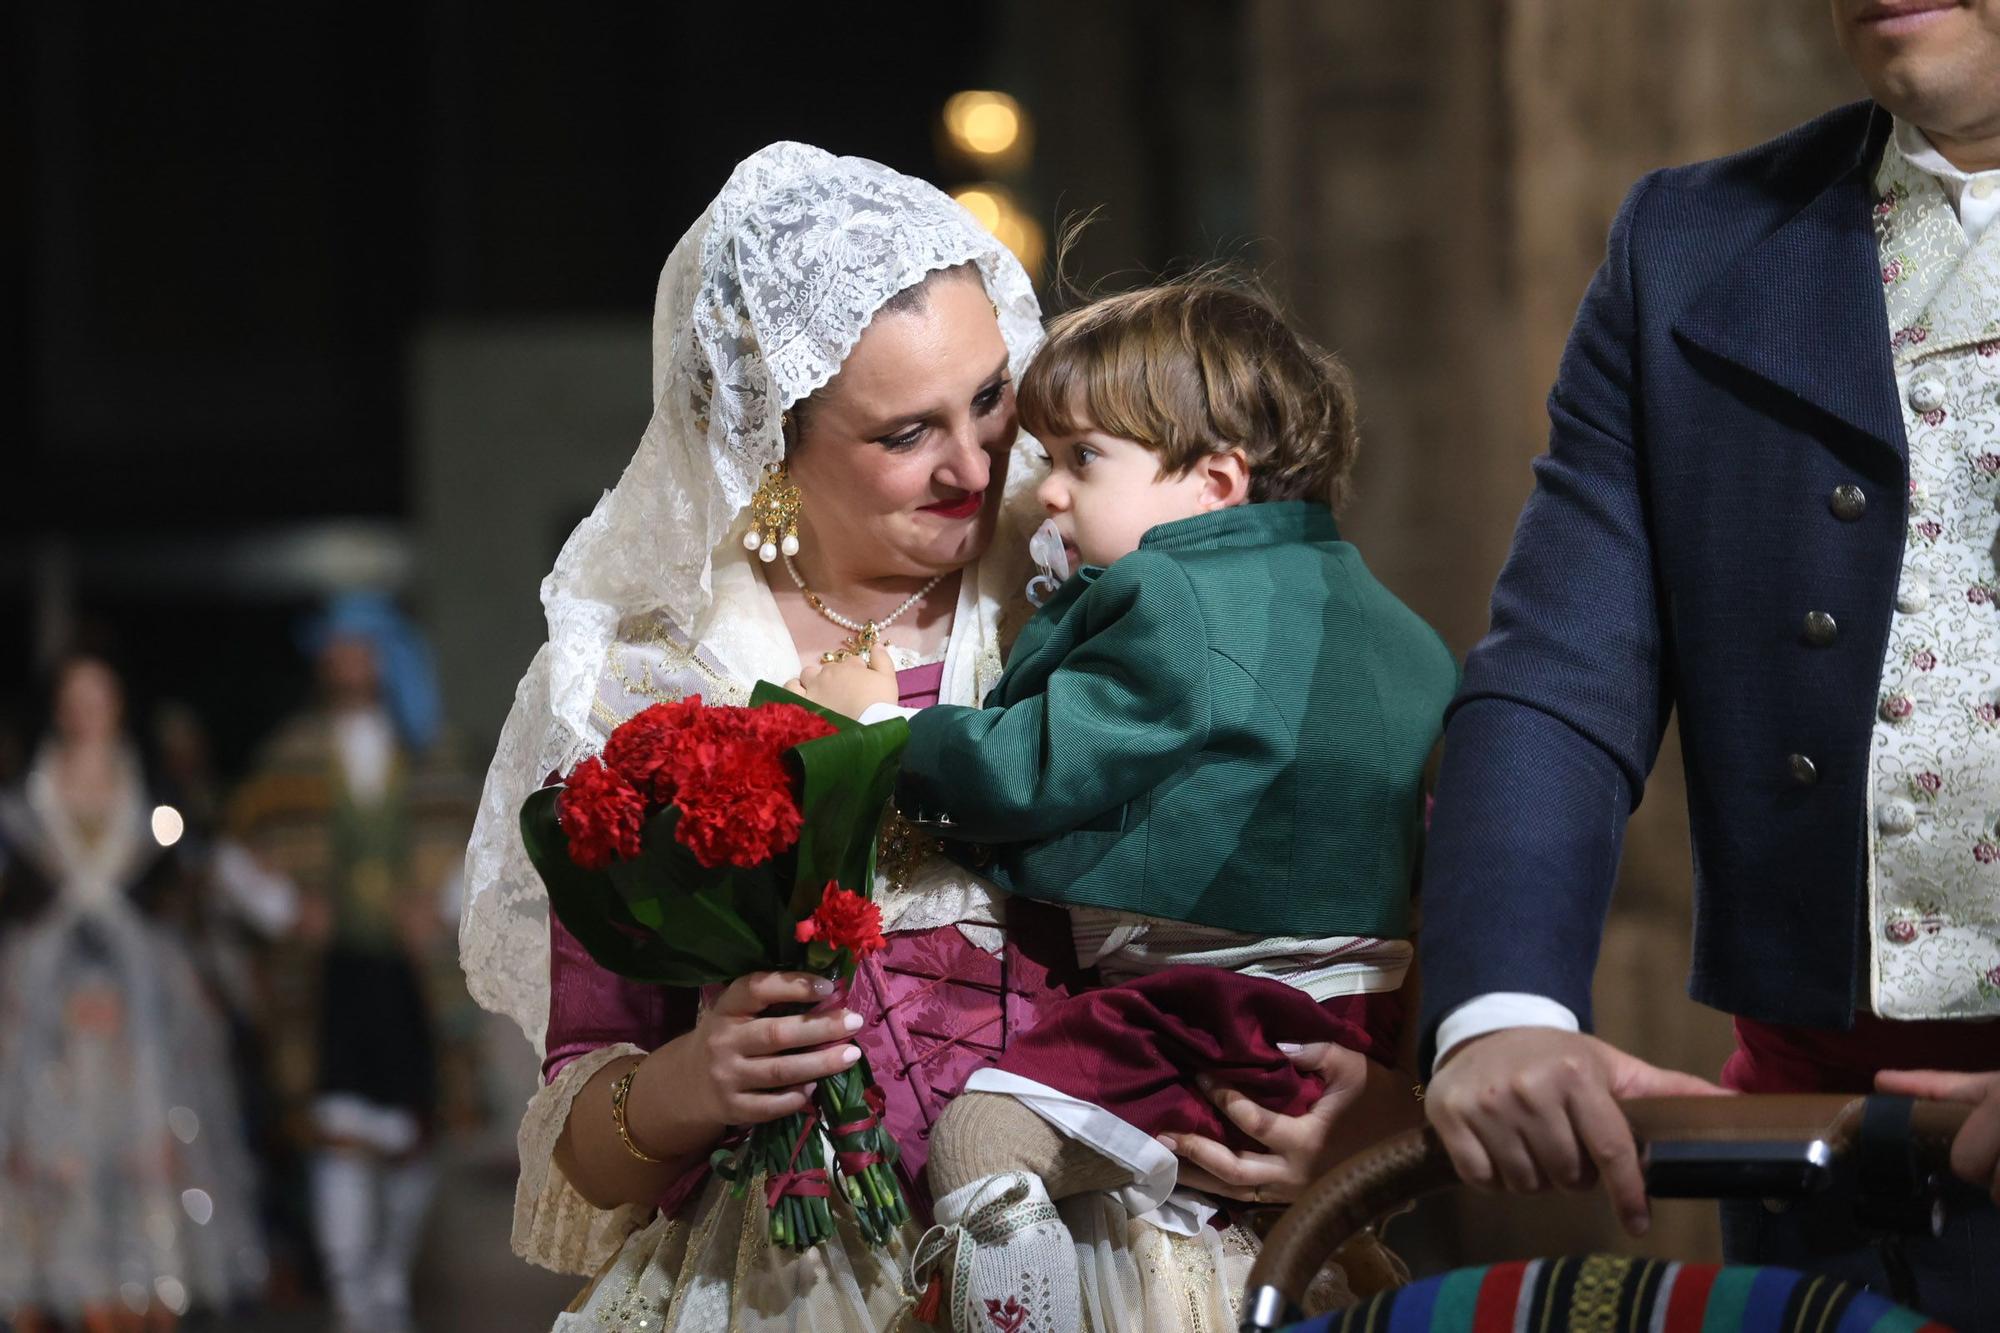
[0,657,266,1331]
[461,142,1387,1332]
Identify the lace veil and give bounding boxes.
[461,142,1046,1050]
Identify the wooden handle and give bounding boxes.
[1241,1095,1972,1328]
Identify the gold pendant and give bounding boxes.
[876,811,945,897]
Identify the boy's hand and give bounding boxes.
[1425,1027,1730,1236]
[1875,1067,2000,1204]
[785,647,900,719]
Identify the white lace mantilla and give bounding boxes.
[460,142,1045,1054]
[1866,129,2000,1018]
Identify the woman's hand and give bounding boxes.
[1162,1041,1425,1205]
[785,648,900,720]
[556,972,866,1211]
[1876,1067,2000,1204]
[633,971,865,1142]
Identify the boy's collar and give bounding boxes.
[1135,499,1340,554]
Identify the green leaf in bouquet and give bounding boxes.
[749,681,910,916]
[601,805,790,977]
[519,787,717,986]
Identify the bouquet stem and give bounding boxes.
[818,1050,909,1246]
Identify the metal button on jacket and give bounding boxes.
[1802,611,1838,646]
[1909,377,1946,413]
[1829,484,1866,521]
[1787,753,1819,786]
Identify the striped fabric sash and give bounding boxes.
[1299,1257,1951,1333]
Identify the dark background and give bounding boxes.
[5,1,1247,775]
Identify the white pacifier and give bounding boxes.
[1025,518,1074,607]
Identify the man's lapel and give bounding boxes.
[1673,109,1907,459]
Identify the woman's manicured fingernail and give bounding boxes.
[809,977,837,997]
[841,1010,865,1032]
[1276,1041,1305,1055]
[841,1045,862,1065]
[1156,1134,1178,1151]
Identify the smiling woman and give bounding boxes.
[772,263,1017,668]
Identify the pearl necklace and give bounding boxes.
[783,554,943,659]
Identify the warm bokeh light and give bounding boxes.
[953,186,1002,232]
[941,90,1031,169]
[151,804,185,847]
[950,183,1045,277]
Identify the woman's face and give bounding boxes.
[788,273,1018,582]
[54,659,124,748]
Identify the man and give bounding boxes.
[1422,3,2000,1326]
[232,594,472,1333]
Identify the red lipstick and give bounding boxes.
[920,491,985,521]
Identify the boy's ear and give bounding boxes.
[1197,448,1253,510]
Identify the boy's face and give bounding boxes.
[1034,420,1239,569]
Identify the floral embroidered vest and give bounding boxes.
[1866,134,2000,1018]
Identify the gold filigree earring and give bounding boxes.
[743,460,802,564]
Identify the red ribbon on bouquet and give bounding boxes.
[829,1085,888,1173]
[765,1108,831,1208]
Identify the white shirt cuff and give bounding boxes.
[1434,992,1580,1067]
[857,702,921,725]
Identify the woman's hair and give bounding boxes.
[1017,275,1360,511]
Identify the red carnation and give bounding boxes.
[558,755,647,870]
[794,882,885,959]
[603,697,705,802]
[675,768,805,868]
[754,702,839,752]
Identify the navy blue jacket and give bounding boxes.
[1420,102,1912,1063]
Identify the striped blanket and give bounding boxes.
[1286,1257,1951,1333]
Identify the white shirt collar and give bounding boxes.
[1893,117,2000,243]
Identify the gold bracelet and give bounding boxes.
[610,1065,667,1165]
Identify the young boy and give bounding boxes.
[794,279,1457,1332]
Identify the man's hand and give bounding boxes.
[1876,1067,2000,1204]
[784,646,899,719]
[1425,1027,1730,1235]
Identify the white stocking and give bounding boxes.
[368,1154,435,1329]
[311,1150,379,1329]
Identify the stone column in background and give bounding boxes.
[1252,0,1857,1265]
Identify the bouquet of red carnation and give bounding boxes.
[519,682,911,1251]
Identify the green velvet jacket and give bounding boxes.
[897,500,1459,937]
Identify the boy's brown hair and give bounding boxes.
[1017,277,1360,511]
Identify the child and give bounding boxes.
[793,279,1457,1333]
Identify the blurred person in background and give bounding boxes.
[228,595,473,1333]
[142,703,307,1318]
[0,656,266,1332]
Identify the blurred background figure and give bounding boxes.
[226,596,473,1333]
[5,1,1882,1325]
[0,657,266,1331]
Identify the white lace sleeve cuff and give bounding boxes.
[511,1042,655,1275]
